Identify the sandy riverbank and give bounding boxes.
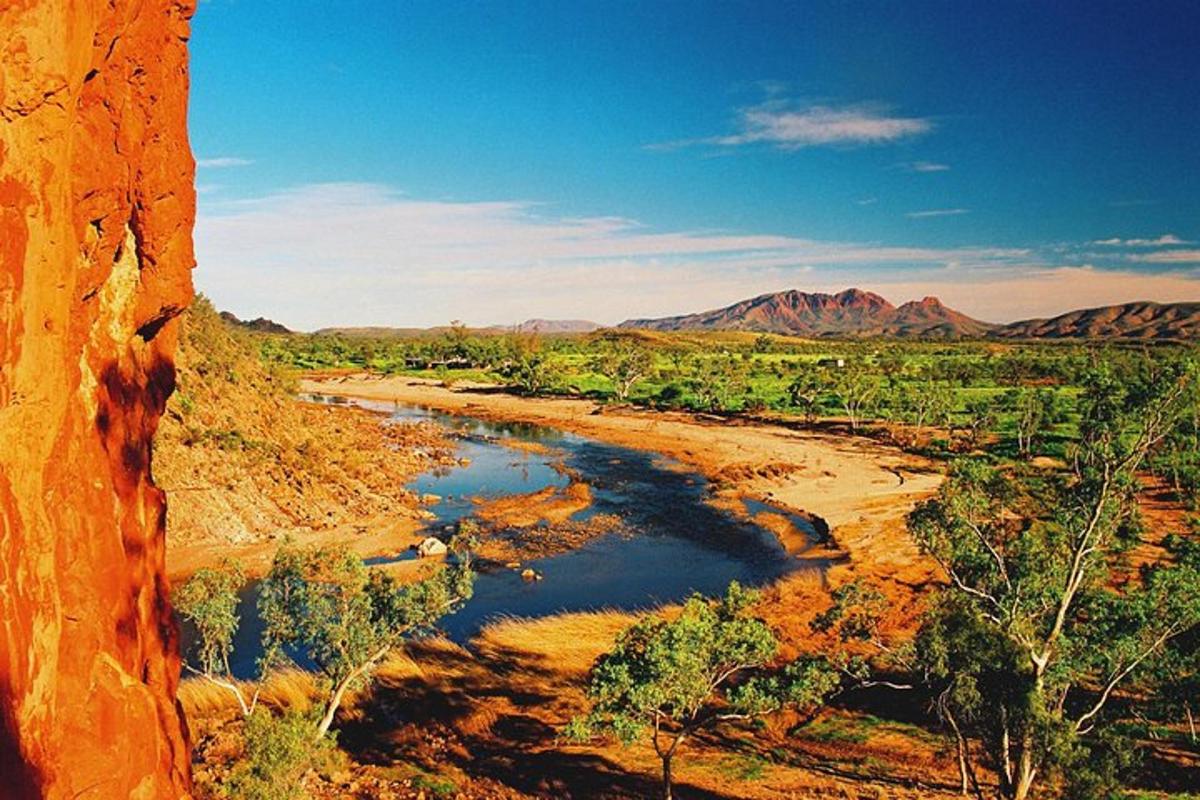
[301,374,944,641]
[180,375,959,798]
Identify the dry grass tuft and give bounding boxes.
[475,609,635,678]
[179,668,321,718]
[180,651,427,721]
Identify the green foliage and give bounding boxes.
[567,582,836,799]
[887,375,953,442]
[1005,387,1063,458]
[175,562,246,678]
[785,364,827,423]
[221,707,335,800]
[830,364,881,429]
[260,322,1199,456]
[259,542,474,737]
[905,359,1200,799]
[409,772,459,798]
[959,397,997,450]
[590,334,655,401]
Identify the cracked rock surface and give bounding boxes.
[1,2,197,797]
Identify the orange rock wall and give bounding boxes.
[0,2,196,797]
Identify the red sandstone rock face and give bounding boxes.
[0,2,196,797]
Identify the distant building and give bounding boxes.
[817,357,846,368]
[404,356,473,370]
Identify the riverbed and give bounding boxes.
[188,396,825,678]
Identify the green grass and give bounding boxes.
[713,753,770,781]
[255,325,1198,466]
[799,714,944,748]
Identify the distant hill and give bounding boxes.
[513,318,600,334]
[620,288,994,338]
[314,326,436,338]
[219,310,292,335]
[995,301,1200,340]
[315,319,600,337]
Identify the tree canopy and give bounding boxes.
[566,582,837,800]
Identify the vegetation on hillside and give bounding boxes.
[156,297,454,546]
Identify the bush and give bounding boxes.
[221,707,336,800]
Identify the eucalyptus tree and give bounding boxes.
[498,333,555,394]
[690,354,748,412]
[786,363,827,424]
[260,542,474,738]
[566,582,837,800]
[591,335,655,401]
[174,561,259,717]
[884,375,953,447]
[830,363,881,430]
[907,359,1200,799]
[959,397,998,451]
[1005,387,1061,459]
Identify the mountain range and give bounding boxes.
[619,289,1200,340]
[313,319,600,337]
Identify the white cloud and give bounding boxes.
[906,208,970,218]
[193,182,1200,330]
[1093,234,1189,247]
[197,156,254,168]
[654,102,932,151]
[1132,249,1200,264]
[898,161,950,173]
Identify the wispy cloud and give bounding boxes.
[194,183,1200,330]
[1093,234,1189,246]
[197,156,254,168]
[906,208,970,218]
[652,101,932,151]
[1132,249,1200,264]
[897,160,950,173]
[194,183,1046,328]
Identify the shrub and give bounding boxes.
[221,707,336,800]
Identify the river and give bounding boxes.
[188,396,825,678]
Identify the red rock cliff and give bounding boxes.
[0,2,196,797]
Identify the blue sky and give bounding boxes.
[190,1,1200,329]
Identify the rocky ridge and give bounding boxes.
[0,2,197,796]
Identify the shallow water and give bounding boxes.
[187,396,823,678]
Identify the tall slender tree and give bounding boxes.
[908,360,1200,799]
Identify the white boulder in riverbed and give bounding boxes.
[417,537,448,557]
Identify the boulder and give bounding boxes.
[418,537,449,557]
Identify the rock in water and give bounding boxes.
[418,537,449,557]
[0,2,197,797]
